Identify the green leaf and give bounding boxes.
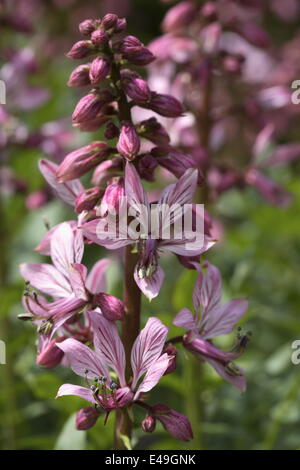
[54,414,86,450]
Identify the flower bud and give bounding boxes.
[152,146,196,179]
[147,92,183,117]
[68,64,91,87]
[94,293,125,321]
[117,122,140,160]
[66,40,94,59]
[120,36,155,65]
[92,157,123,186]
[137,117,170,145]
[76,407,100,430]
[104,122,120,140]
[137,154,158,182]
[152,404,193,441]
[200,22,221,55]
[122,70,151,104]
[79,19,96,36]
[57,142,112,182]
[91,29,109,47]
[100,177,125,216]
[115,18,127,33]
[37,336,65,369]
[162,1,197,33]
[101,13,118,30]
[141,416,156,433]
[74,114,109,132]
[163,344,177,375]
[245,168,292,207]
[72,91,112,126]
[75,187,103,213]
[89,58,110,84]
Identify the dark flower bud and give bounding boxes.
[147,92,183,117]
[104,122,120,140]
[76,407,101,430]
[94,293,126,321]
[115,18,127,33]
[117,122,140,160]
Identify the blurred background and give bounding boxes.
[1,0,300,450]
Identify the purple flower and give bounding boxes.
[141,415,156,433]
[89,58,110,85]
[152,404,193,441]
[173,262,249,391]
[56,315,170,416]
[117,122,140,160]
[20,223,120,335]
[66,41,95,59]
[120,36,155,66]
[68,64,91,87]
[147,92,184,118]
[79,19,96,37]
[152,146,197,179]
[83,163,215,299]
[100,177,125,216]
[101,14,118,30]
[136,117,170,146]
[75,187,103,213]
[121,70,151,104]
[91,29,109,47]
[162,1,197,33]
[57,142,112,182]
[72,91,112,127]
[76,407,101,430]
[37,336,66,369]
[39,159,84,207]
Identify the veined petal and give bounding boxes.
[204,356,246,392]
[134,353,169,400]
[134,264,165,300]
[35,221,77,256]
[86,258,112,295]
[131,317,168,389]
[173,308,197,330]
[56,384,95,404]
[39,159,84,206]
[197,262,222,315]
[20,262,72,298]
[159,168,198,208]
[50,222,84,278]
[57,338,109,379]
[125,162,149,209]
[82,219,132,249]
[69,263,88,300]
[200,299,248,339]
[159,236,215,257]
[90,313,126,387]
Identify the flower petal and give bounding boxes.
[50,222,84,278]
[69,263,88,300]
[131,317,168,389]
[86,258,112,295]
[90,313,126,387]
[57,338,109,379]
[39,159,84,206]
[20,262,72,298]
[200,299,248,339]
[134,353,169,400]
[56,384,95,404]
[173,308,197,330]
[134,264,165,300]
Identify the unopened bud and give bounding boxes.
[68,64,91,87]
[89,58,110,84]
[75,187,103,213]
[141,415,156,433]
[117,122,140,160]
[66,40,94,59]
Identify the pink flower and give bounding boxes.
[68,64,91,87]
[83,163,215,300]
[76,407,101,430]
[173,262,249,391]
[20,223,120,335]
[56,315,170,416]
[89,58,110,85]
[66,41,95,59]
[161,1,197,33]
[146,92,184,118]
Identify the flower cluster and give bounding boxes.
[19,12,251,447]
